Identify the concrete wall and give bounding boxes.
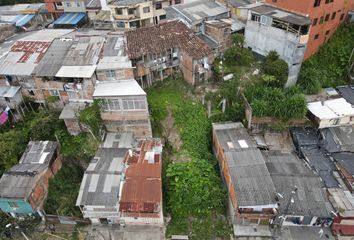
[97,95,152,138]
[265,0,354,59]
[244,20,307,86]
[96,68,134,81]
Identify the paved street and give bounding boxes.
[85,225,165,240]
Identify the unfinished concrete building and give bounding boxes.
[125,20,214,87]
[243,3,311,86]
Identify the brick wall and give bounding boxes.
[205,23,232,53]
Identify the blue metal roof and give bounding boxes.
[13,14,35,27]
[53,12,86,25]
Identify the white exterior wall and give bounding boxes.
[244,15,308,87]
[63,0,86,12]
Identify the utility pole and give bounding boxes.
[274,186,298,234]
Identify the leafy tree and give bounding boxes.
[28,109,63,141]
[261,51,289,88]
[78,101,103,138]
[232,33,245,48]
[224,47,254,67]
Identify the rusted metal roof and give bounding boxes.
[125,20,213,60]
[10,40,50,64]
[119,139,162,214]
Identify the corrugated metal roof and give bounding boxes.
[169,0,229,24]
[53,13,86,25]
[337,85,354,105]
[265,151,333,218]
[61,35,104,66]
[0,86,20,98]
[307,98,354,120]
[93,80,146,97]
[0,141,58,200]
[97,35,133,70]
[320,126,354,153]
[213,122,276,207]
[76,148,127,206]
[119,139,162,214]
[248,3,311,26]
[33,38,73,77]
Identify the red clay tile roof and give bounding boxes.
[125,20,213,60]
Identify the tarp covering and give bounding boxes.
[13,14,35,27]
[0,111,8,125]
[53,12,85,25]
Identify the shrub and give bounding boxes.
[261,51,289,87]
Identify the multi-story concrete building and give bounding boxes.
[243,3,311,86]
[108,0,155,29]
[93,80,152,138]
[265,0,354,59]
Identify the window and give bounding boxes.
[340,13,345,20]
[128,8,135,14]
[272,0,277,2]
[251,13,260,22]
[312,18,318,26]
[107,99,120,111]
[49,89,59,96]
[155,2,162,10]
[56,2,63,6]
[9,202,19,209]
[174,0,181,4]
[314,0,321,7]
[122,98,146,110]
[75,1,81,7]
[325,14,330,21]
[159,14,166,20]
[331,12,336,20]
[65,1,71,7]
[117,21,125,28]
[105,70,116,79]
[115,8,123,15]
[314,34,319,39]
[143,6,150,13]
[325,30,330,35]
[319,16,324,24]
[325,0,333,3]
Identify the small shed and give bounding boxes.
[307,98,354,128]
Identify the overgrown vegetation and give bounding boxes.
[78,100,103,138]
[0,104,99,221]
[0,108,63,176]
[147,78,231,239]
[261,51,289,88]
[223,33,255,67]
[298,23,354,94]
[45,163,84,217]
[245,85,307,121]
[0,212,40,239]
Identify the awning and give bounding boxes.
[53,12,86,25]
[13,14,35,27]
